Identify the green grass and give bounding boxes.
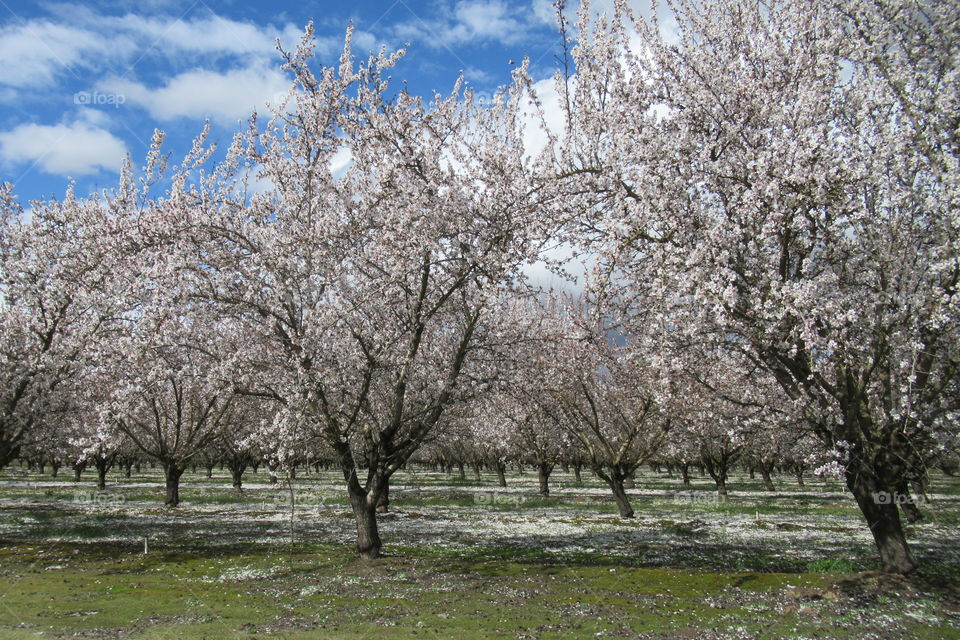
[1,467,958,638]
[805,557,862,573]
[0,541,954,640]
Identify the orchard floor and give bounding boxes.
[0,467,958,639]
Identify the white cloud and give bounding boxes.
[0,11,308,91]
[463,66,495,85]
[395,0,535,48]
[75,107,113,128]
[101,64,291,125]
[345,30,382,56]
[0,122,127,176]
[237,164,275,197]
[453,0,527,41]
[106,14,304,57]
[45,4,308,58]
[520,75,566,159]
[531,0,558,26]
[330,147,352,178]
[0,21,117,88]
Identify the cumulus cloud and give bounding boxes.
[531,0,558,26]
[329,147,353,179]
[0,11,306,91]
[0,20,119,88]
[105,14,304,57]
[0,122,127,176]
[394,0,536,48]
[520,75,566,159]
[100,64,291,125]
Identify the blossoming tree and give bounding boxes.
[554,0,959,572]
[182,27,550,557]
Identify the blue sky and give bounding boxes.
[0,0,570,204]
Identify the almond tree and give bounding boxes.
[463,399,516,487]
[218,400,270,491]
[100,324,243,506]
[476,388,569,496]
[98,298,244,507]
[0,185,121,469]
[555,0,959,573]
[548,300,674,518]
[182,28,547,558]
[93,155,250,506]
[744,430,786,493]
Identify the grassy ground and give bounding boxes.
[1,466,958,639]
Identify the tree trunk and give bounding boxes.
[896,481,923,524]
[761,467,776,492]
[0,441,19,471]
[537,462,552,496]
[205,464,214,479]
[680,463,691,486]
[748,466,756,479]
[847,468,916,574]
[623,472,636,489]
[795,469,805,488]
[573,463,582,483]
[376,478,390,514]
[715,477,728,501]
[51,462,60,478]
[72,463,85,482]
[457,462,465,481]
[164,463,184,507]
[608,472,634,518]
[351,496,382,559]
[96,464,108,490]
[495,461,507,487]
[472,462,482,482]
[230,464,246,490]
[704,458,729,501]
[911,478,929,503]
